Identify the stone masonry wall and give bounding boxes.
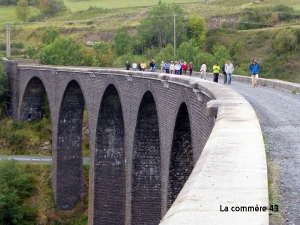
[9,65,215,225]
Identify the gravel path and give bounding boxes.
[223,79,300,225]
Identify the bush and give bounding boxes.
[8,133,25,146]
[0,159,35,225]
[0,42,5,51]
[11,42,24,48]
[11,121,24,130]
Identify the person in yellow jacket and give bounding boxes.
[213,62,220,83]
[141,61,146,71]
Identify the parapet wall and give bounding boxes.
[159,75,269,225]
[198,72,300,94]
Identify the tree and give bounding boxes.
[0,159,35,224]
[15,0,30,22]
[154,43,174,64]
[41,28,59,45]
[113,26,132,57]
[40,37,97,66]
[136,1,187,51]
[273,28,296,55]
[176,39,199,64]
[38,0,66,15]
[93,42,114,67]
[27,45,38,59]
[212,44,230,66]
[187,14,207,48]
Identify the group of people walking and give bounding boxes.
[126,58,260,87]
[160,60,194,75]
[211,59,260,87]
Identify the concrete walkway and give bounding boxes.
[229,79,300,225]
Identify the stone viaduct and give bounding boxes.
[4,61,268,225]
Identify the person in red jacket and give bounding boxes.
[182,61,188,75]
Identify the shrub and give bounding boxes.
[11,121,24,129]
[0,159,35,224]
[11,42,25,48]
[0,42,6,51]
[8,133,25,146]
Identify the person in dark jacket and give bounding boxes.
[249,58,260,87]
[189,62,193,76]
[222,63,227,84]
[125,61,130,70]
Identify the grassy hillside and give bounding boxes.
[21,163,89,225]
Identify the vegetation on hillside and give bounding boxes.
[0,160,89,225]
[0,159,35,224]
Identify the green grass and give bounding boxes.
[0,5,19,24]
[20,163,89,225]
[0,5,40,27]
[263,134,285,225]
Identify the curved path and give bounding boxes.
[228,79,300,225]
[0,155,90,163]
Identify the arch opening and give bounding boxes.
[168,102,193,209]
[131,91,161,225]
[93,84,126,224]
[56,80,85,210]
[20,77,47,122]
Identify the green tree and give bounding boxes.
[38,0,66,15]
[137,1,187,51]
[193,52,216,71]
[187,14,207,48]
[40,37,97,66]
[40,37,81,65]
[176,39,198,64]
[154,43,174,65]
[113,26,132,57]
[0,159,35,224]
[78,44,97,67]
[273,28,296,55]
[15,0,30,22]
[93,42,114,67]
[27,45,38,59]
[41,28,59,45]
[212,44,230,66]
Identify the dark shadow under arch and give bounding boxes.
[93,84,126,224]
[131,91,161,225]
[168,102,193,208]
[56,80,85,210]
[20,77,47,121]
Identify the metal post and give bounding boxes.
[172,12,177,56]
[6,23,11,58]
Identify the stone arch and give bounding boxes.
[56,80,85,210]
[167,102,193,209]
[131,90,161,225]
[19,77,48,121]
[93,84,126,224]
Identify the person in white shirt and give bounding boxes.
[170,61,175,74]
[132,62,137,71]
[200,61,207,79]
[225,60,234,85]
